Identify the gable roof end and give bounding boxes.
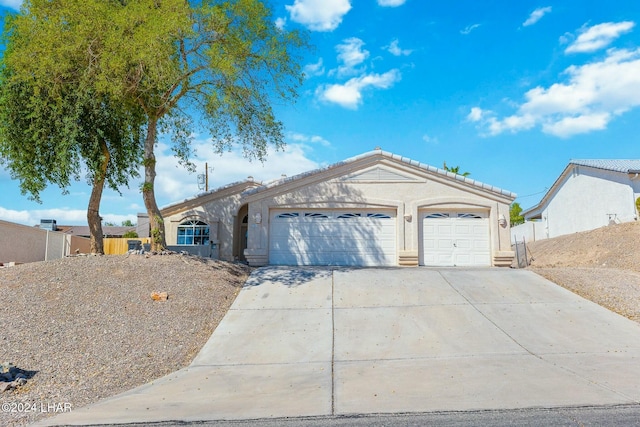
[244,149,516,199]
[523,159,640,218]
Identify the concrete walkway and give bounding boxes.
[38,267,640,426]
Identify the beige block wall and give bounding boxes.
[0,220,47,263]
[0,220,91,263]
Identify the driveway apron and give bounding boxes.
[38,267,640,425]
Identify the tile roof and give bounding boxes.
[570,159,640,173]
[245,149,516,199]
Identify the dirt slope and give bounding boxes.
[526,221,640,272]
[525,221,640,323]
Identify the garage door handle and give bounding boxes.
[453,242,457,247]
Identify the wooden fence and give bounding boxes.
[104,238,152,255]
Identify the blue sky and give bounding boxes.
[1,0,640,225]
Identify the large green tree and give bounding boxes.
[104,0,308,250]
[0,1,145,253]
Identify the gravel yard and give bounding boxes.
[2,221,640,426]
[0,254,251,427]
[527,221,640,323]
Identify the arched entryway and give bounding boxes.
[233,204,249,262]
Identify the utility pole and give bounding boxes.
[205,162,209,192]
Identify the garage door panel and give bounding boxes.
[421,213,490,267]
[270,210,396,266]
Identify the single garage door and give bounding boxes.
[269,209,397,266]
[421,211,490,266]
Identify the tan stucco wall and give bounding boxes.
[163,192,246,261]
[244,162,514,267]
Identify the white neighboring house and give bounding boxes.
[513,160,640,242]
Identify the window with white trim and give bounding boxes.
[177,220,210,245]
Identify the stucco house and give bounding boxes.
[516,160,640,241]
[159,149,516,267]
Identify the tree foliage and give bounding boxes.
[510,202,525,227]
[0,2,145,253]
[1,0,308,252]
[100,0,309,250]
[443,161,470,177]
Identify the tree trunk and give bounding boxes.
[87,141,110,254]
[143,117,167,251]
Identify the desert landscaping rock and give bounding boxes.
[0,254,250,426]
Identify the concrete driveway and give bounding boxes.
[39,267,640,425]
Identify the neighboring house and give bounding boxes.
[514,160,640,242]
[160,149,516,267]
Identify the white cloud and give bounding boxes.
[0,206,139,227]
[0,206,90,226]
[0,0,21,10]
[386,39,412,56]
[469,48,640,138]
[275,17,287,30]
[422,134,439,144]
[467,107,485,122]
[523,6,552,27]
[150,138,323,207]
[332,37,369,77]
[542,113,610,137]
[377,0,406,6]
[286,0,351,32]
[460,24,481,35]
[317,69,401,109]
[304,58,325,77]
[287,132,331,147]
[565,21,635,53]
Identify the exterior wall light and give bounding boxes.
[498,214,507,228]
[253,213,262,224]
[404,213,413,222]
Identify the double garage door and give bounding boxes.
[421,211,491,266]
[268,209,491,267]
[269,209,397,266]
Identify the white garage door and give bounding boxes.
[269,209,397,266]
[421,212,491,267]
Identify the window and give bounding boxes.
[458,213,483,219]
[337,213,361,219]
[367,213,392,219]
[177,220,209,245]
[425,213,449,219]
[276,212,299,219]
[304,212,329,218]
